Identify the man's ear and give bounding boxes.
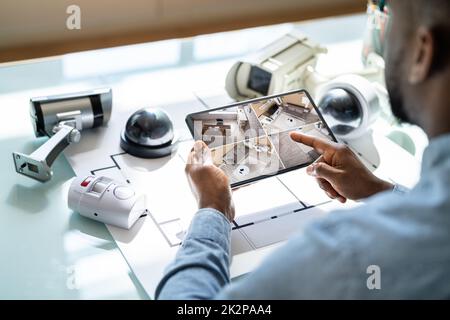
[409,26,434,84]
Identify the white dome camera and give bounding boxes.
[316,74,380,140]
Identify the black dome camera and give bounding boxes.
[120,108,178,158]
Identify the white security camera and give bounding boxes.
[13,88,112,182]
[316,74,380,140]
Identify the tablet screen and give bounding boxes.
[186,90,336,187]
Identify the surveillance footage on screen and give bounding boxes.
[190,91,335,184]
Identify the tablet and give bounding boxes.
[185,89,337,188]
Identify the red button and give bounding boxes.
[81,176,94,187]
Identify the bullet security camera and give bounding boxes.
[13,88,112,182]
[225,31,327,100]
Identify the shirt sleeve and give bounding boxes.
[156,206,361,300]
[393,183,409,194]
[155,208,232,299]
[155,184,430,299]
[214,214,362,299]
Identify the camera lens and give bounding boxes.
[318,88,362,136]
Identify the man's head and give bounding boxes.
[384,0,450,137]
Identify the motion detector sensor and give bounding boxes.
[68,175,146,229]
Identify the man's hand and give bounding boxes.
[290,132,394,202]
[185,141,235,222]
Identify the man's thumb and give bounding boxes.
[307,162,339,182]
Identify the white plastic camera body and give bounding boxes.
[225,30,327,101]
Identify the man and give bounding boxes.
[156,0,450,299]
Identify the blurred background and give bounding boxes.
[0,0,364,93]
[0,0,362,62]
